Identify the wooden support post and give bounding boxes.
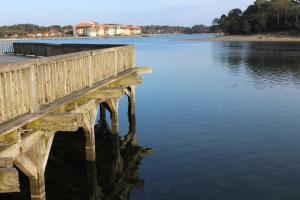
[111,134,123,176]
[28,143,46,200]
[100,103,106,123]
[107,99,120,135]
[15,143,45,200]
[42,135,55,171]
[122,114,138,149]
[86,162,103,200]
[28,64,40,113]
[84,126,96,162]
[81,101,99,162]
[112,107,119,135]
[128,113,138,147]
[29,174,45,200]
[14,134,54,200]
[87,162,97,198]
[128,86,136,115]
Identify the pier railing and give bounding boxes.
[13,43,129,57]
[0,44,135,124]
[0,40,15,54]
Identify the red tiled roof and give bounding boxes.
[76,22,92,28]
[76,22,141,30]
[129,26,141,30]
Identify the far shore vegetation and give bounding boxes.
[0,24,74,38]
[141,24,211,34]
[212,0,300,36]
[0,24,211,38]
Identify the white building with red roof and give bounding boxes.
[75,21,142,37]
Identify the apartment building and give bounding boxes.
[75,21,142,37]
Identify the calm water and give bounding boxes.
[4,34,300,200]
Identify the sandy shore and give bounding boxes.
[192,34,300,42]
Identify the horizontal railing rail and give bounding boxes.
[0,45,135,124]
[13,43,127,57]
[0,39,33,55]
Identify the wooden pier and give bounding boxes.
[0,41,151,199]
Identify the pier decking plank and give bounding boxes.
[0,55,34,64]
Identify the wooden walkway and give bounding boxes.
[0,55,34,64]
[0,42,151,199]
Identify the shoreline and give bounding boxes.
[0,33,178,41]
[0,33,210,41]
[0,35,143,41]
[191,34,300,42]
[0,35,147,41]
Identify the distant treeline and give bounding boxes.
[141,25,211,34]
[0,24,73,37]
[213,0,300,34]
[0,23,212,38]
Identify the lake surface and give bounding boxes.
[5,34,300,200]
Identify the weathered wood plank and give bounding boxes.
[0,144,20,158]
[0,167,20,193]
[0,131,20,146]
[14,155,38,179]
[0,158,13,168]
[24,113,83,132]
[136,67,153,74]
[87,88,124,100]
[107,73,142,88]
[21,131,44,154]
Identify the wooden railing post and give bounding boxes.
[28,64,40,113]
[88,52,94,87]
[133,46,136,68]
[114,49,118,76]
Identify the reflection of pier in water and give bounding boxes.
[88,112,153,200]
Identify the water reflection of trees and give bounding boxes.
[213,42,300,85]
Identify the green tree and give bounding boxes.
[242,19,252,33]
[226,9,243,34]
[215,0,300,34]
[291,0,300,28]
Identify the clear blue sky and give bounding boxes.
[0,0,255,26]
